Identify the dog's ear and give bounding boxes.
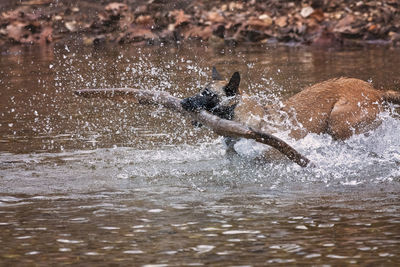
[224,72,240,96]
[212,66,223,81]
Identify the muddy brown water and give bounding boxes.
[0,44,399,266]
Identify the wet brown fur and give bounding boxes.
[233,77,400,140]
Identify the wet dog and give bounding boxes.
[181,67,400,151]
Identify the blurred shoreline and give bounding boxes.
[0,0,399,48]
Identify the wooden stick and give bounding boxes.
[74,88,312,167]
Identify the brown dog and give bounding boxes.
[181,68,400,145]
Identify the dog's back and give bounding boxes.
[279,78,385,139]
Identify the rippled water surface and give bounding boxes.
[0,44,399,266]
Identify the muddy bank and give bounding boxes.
[0,0,399,47]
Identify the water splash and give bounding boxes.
[1,45,399,196]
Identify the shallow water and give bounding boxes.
[0,44,399,266]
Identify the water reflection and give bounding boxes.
[0,44,399,265]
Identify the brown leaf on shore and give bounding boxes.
[309,9,325,22]
[105,2,128,15]
[2,9,24,20]
[134,5,148,15]
[102,2,129,24]
[135,15,154,27]
[367,24,378,32]
[170,9,191,28]
[300,6,314,18]
[5,21,27,42]
[247,15,272,30]
[207,11,225,23]
[335,14,354,29]
[275,16,287,28]
[65,21,78,32]
[334,14,357,34]
[228,2,244,11]
[97,2,130,30]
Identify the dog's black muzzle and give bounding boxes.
[181,96,200,112]
[181,92,219,112]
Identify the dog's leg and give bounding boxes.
[327,97,381,139]
[223,137,238,156]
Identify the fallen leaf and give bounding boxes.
[105,2,128,18]
[368,24,378,32]
[247,16,272,30]
[134,5,147,15]
[334,14,358,34]
[170,9,191,28]
[207,11,225,23]
[258,14,272,25]
[135,15,154,27]
[309,9,325,22]
[228,2,243,11]
[105,3,128,13]
[53,15,62,21]
[2,10,21,20]
[6,21,27,42]
[275,16,287,28]
[301,6,314,18]
[65,21,78,32]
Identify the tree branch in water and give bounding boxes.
[74,88,312,167]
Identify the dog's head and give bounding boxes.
[181,67,241,120]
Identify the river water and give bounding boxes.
[0,44,399,266]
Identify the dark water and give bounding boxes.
[0,44,399,266]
